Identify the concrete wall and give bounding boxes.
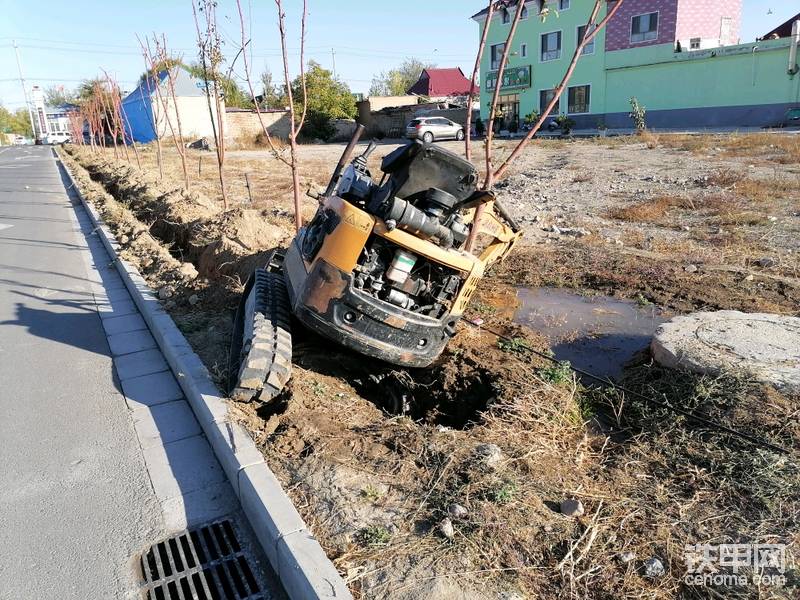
[224,110,292,143]
[366,107,468,138]
[153,96,225,142]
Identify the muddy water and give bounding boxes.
[514,288,670,381]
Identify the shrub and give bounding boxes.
[629,97,647,132]
[555,114,576,135]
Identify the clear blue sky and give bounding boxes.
[1,0,798,109]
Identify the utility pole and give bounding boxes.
[12,40,37,141]
[331,48,337,79]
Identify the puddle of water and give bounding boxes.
[514,288,670,381]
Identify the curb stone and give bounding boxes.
[59,155,352,600]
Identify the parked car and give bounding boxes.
[13,135,26,145]
[45,131,72,145]
[406,117,465,143]
[779,107,800,128]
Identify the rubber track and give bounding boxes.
[229,268,292,403]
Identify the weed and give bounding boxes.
[635,292,652,307]
[538,360,573,385]
[489,480,518,504]
[498,337,530,354]
[471,301,498,316]
[309,380,328,397]
[357,525,392,547]
[361,484,384,502]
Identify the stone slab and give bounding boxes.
[132,400,202,449]
[121,370,184,409]
[652,310,800,393]
[114,349,169,380]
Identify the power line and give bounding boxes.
[465,320,791,456]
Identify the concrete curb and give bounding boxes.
[59,155,352,600]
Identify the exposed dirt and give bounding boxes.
[61,135,799,600]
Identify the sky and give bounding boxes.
[1,0,798,110]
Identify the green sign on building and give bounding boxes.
[484,65,532,91]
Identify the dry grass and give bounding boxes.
[608,195,693,224]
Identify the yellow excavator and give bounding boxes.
[228,125,522,402]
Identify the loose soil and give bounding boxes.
[60,134,799,600]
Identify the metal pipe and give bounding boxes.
[789,20,799,75]
[324,123,365,197]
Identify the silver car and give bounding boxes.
[406,117,465,143]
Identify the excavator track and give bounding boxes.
[228,267,292,403]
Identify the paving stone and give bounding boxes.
[97,297,138,320]
[160,481,238,532]
[133,400,202,449]
[142,434,226,501]
[114,349,169,380]
[101,313,147,336]
[121,370,184,409]
[107,329,157,356]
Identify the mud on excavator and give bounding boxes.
[228,125,522,403]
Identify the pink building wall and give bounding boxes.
[676,0,742,45]
[605,0,678,52]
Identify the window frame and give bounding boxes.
[630,11,659,44]
[501,8,511,24]
[689,37,701,50]
[521,5,529,20]
[540,30,563,62]
[490,42,506,70]
[539,88,559,114]
[577,24,596,55]
[566,84,591,115]
[558,0,570,10]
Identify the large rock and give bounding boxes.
[652,311,800,393]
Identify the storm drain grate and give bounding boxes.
[140,519,264,600]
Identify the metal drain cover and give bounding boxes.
[140,520,265,599]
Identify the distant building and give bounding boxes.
[761,12,800,40]
[121,66,225,143]
[406,68,478,101]
[472,0,800,130]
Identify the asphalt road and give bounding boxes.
[0,145,165,599]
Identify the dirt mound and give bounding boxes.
[65,146,293,284]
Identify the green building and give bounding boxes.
[472,1,800,130]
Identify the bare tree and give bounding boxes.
[66,109,84,145]
[465,0,625,251]
[193,0,228,208]
[138,47,164,181]
[235,0,289,163]
[138,35,191,190]
[275,0,308,233]
[465,0,497,162]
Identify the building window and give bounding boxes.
[567,85,590,114]
[498,94,520,127]
[631,12,659,43]
[490,43,505,69]
[690,37,701,50]
[520,43,528,58]
[540,88,558,113]
[501,8,510,24]
[521,5,528,20]
[578,24,596,54]
[541,31,562,61]
[559,0,570,10]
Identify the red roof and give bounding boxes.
[406,68,477,97]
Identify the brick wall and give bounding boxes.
[224,110,291,143]
[676,0,742,46]
[605,0,678,51]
